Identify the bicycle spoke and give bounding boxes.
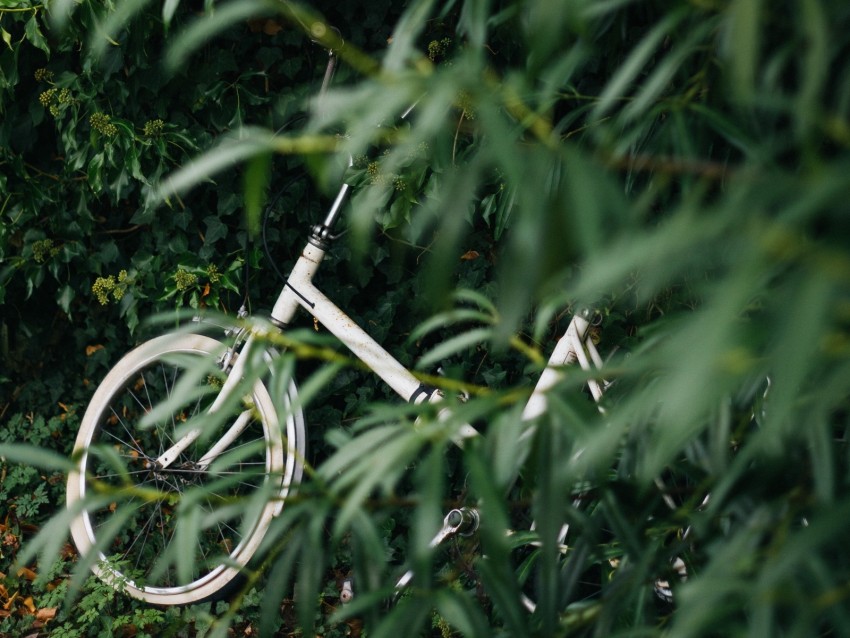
[68,333,296,604]
[105,406,148,458]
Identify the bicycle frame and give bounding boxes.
[263,188,608,604]
[153,184,604,500]
[269,183,606,424]
[65,47,635,613]
[137,197,608,608]
[154,49,607,473]
[277,49,606,422]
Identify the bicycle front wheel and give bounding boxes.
[66,333,304,606]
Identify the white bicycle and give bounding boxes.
[65,50,643,610]
[64,241,606,607]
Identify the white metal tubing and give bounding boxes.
[196,409,253,470]
[322,183,351,229]
[293,279,421,402]
[271,241,327,326]
[155,335,258,469]
[584,336,605,402]
[570,323,604,404]
[585,334,604,369]
[274,240,422,401]
[521,313,600,421]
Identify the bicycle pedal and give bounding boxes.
[340,578,354,603]
[446,507,480,537]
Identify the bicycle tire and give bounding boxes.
[66,333,305,606]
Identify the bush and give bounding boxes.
[3,0,850,636]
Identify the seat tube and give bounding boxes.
[271,239,328,326]
[272,179,350,326]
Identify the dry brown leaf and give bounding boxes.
[36,607,57,622]
[263,20,283,36]
[22,595,36,613]
[16,567,37,582]
[3,591,17,611]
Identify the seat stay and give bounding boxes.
[521,312,605,421]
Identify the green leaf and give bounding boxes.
[164,0,273,72]
[56,284,75,315]
[243,151,271,238]
[24,14,50,57]
[416,327,492,369]
[688,102,756,154]
[87,152,105,193]
[466,445,528,637]
[383,0,437,72]
[175,503,201,585]
[203,215,228,245]
[725,0,762,100]
[88,0,153,59]
[47,0,80,30]
[580,0,639,19]
[369,599,432,638]
[621,19,715,122]
[1,26,12,51]
[155,128,276,203]
[0,443,74,472]
[458,0,491,50]
[162,0,181,28]
[593,7,687,118]
[409,307,494,342]
[434,588,492,638]
[797,0,828,134]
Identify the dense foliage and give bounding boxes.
[1,0,412,634]
[3,0,850,636]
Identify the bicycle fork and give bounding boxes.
[151,332,262,471]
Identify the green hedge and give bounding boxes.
[3,0,850,636]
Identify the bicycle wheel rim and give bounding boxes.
[67,334,288,604]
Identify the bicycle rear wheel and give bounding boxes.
[66,333,304,606]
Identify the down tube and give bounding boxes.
[290,280,425,403]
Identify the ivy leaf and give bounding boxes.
[24,15,50,57]
[203,215,228,246]
[1,26,12,51]
[56,284,75,315]
[87,152,105,193]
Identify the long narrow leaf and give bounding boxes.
[593,8,688,118]
[164,0,274,71]
[416,327,492,369]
